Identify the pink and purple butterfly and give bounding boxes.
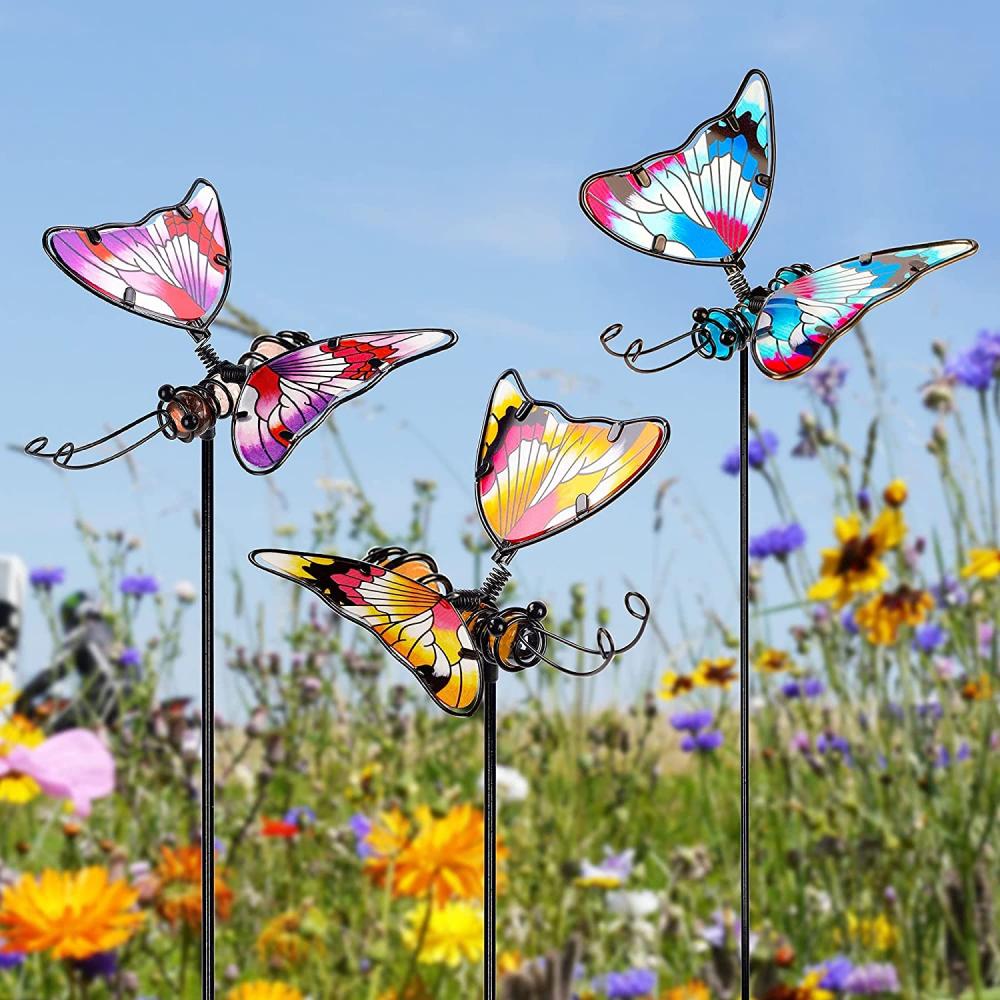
[580,70,977,380]
[29,179,456,472]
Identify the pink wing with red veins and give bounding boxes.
[232,329,456,474]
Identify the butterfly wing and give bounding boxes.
[751,240,979,380]
[476,370,669,552]
[43,179,231,330]
[249,550,481,716]
[232,329,457,474]
[580,70,773,266]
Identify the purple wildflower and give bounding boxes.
[73,951,118,981]
[979,622,995,656]
[0,948,25,970]
[790,731,811,754]
[809,955,853,991]
[817,731,852,763]
[349,813,374,859]
[118,646,142,667]
[946,330,1000,391]
[749,523,806,561]
[721,430,779,476]
[669,709,714,733]
[781,677,825,700]
[935,742,972,768]
[597,967,657,998]
[120,574,159,597]
[913,622,945,654]
[681,729,724,753]
[29,566,65,589]
[284,805,316,828]
[806,359,849,406]
[840,608,859,636]
[844,961,900,994]
[932,574,968,608]
[856,488,872,515]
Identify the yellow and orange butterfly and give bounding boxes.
[250,369,668,716]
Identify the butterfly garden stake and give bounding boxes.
[579,69,978,999]
[25,179,458,998]
[251,368,669,997]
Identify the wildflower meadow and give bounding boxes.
[1,318,998,1000]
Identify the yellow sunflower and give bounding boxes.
[807,509,905,609]
[0,867,144,959]
[226,983,303,1000]
[961,547,1000,580]
[0,715,45,805]
[855,586,933,645]
[694,656,737,689]
[402,900,484,966]
[755,648,793,674]
[658,670,700,701]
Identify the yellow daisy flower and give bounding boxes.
[960,547,1000,580]
[403,900,484,966]
[807,509,905,609]
[962,672,993,701]
[658,670,700,700]
[0,715,45,805]
[256,905,327,968]
[226,983,303,1000]
[754,648,793,674]
[154,843,233,929]
[694,656,737,689]
[836,911,899,952]
[0,867,144,959]
[855,586,933,645]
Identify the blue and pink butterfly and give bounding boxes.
[580,70,977,380]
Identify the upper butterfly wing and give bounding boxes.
[580,69,773,265]
[477,370,669,551]
[233,329,457,474]
[43,179,231,330]
[751,240,979,380]
[249,550,481,716]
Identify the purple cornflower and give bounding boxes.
[681,729,724,753]
[917,700,944,722]
[844,961,900,994]
[284,805,316,828]
[699,910,758,955]
[118,646,142,667]
[932,574,968,608]
[721,430,779,475]
[913,622,946,654]
[596,967,657,998]
[749,523,806,561]
[935,741,971,768]
[809,955,853,991]
[669,709,714,733]
[120,574,159,597]
[946,330,1000,391]
[0,948,25,970]
[840,608,859,636]
[781,677,825,700]
[806,359,848,406]
[29,566,65,589]
[73,951,118,981]
[856,488,872,515]
[349,813,374,859]
[816,731,852,763]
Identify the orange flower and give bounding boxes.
[962,673,993,701]
[154,844,233,929]
[882,479,908,507]
[365,804,504,906]
[855,586,933,645]
[0,867,144,959]
[661,981,711,1000]
[226,983,303,1000]
[261,818,300,839]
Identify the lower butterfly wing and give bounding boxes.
[43,179,230,330]
[248,550,481,716]
[477,370,669,551]
[232,329,457,474]
[580,70,773,265]
[751,240,978,380]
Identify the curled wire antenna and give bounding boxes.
[492,591,651,677]
[600,322,714,374]
[23,379,228,471]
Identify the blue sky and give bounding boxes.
[1,1,994,713]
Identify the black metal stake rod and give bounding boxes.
[739,350,751,1000]
[483,669,498,1000]
[201,431,216,999]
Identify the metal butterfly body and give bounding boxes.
[27,179,456,472]
[250,369,669,716]
[580,70,978,379]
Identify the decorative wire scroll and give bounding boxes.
[600,322,714,374]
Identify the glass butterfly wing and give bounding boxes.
[249,550,482,717]
[43,179,231,330]
[750,240,979,380]
[476,370,669,552]
[580,70,773,266]
[232,329,458,474]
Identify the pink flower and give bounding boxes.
[0,729,114,817]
